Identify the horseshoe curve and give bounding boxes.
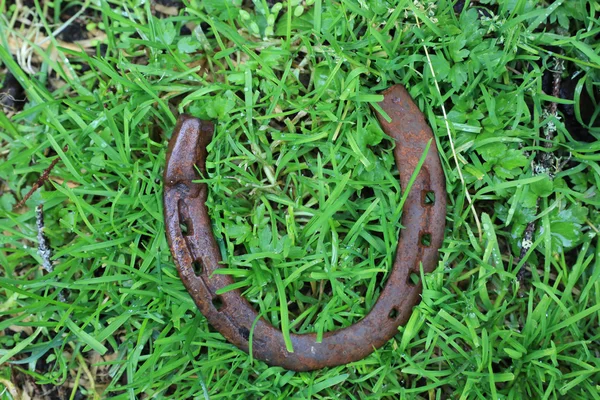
[163,85,446,371]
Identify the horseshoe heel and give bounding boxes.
[164,84,446,371]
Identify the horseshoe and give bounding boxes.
[163,85,446,371]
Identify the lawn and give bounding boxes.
[1,0,599,398]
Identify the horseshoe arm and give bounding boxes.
[163,85,446,371]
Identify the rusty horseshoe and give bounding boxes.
[163,85,446,371]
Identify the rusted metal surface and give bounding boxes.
[163,84,446,371]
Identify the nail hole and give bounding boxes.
[238,326,250,341]
[420,233,431,247]
[178,199,193,236]
[388,308,399,319]
[179,222,189,235]
[408,272,420,286]
[192,259,203,276]
[423,190,435,206]
[212,296,224,311]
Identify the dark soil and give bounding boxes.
[543,69,599,142]
[0,70,26,112]
[58,20,88,42]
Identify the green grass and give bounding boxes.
[1,0,600,398]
